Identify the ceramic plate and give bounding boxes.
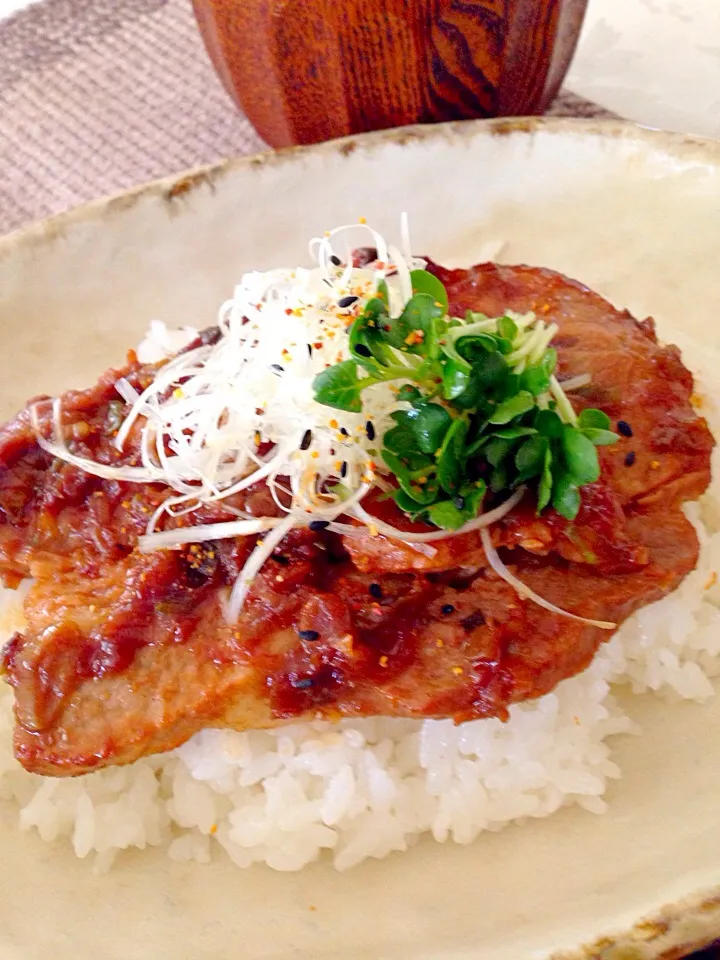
[1,118,719,960]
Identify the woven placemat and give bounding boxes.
[0,0,622,237]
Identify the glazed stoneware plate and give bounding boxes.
[0,119,719,959]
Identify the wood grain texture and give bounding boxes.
[192,0,588,148]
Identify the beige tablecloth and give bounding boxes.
[0,0,622,237]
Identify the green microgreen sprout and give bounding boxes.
[313,269,618,529]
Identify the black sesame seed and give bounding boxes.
[617,420,633,438]
[300,429,313,451]
[309,520,329,531]
[460,610,486,632]
[365,420,376,441]
[338,295,359,309]
[272,553,290,565]
[340,461,348,478]
[291,677,314,689]
[453,495,465,510]
[340,427,349,437]
[270,363,284,374]
[441,603,455,615]
[330,255,342,266]
[355,344,372,357]
[298,629,320,642]
[369,582,383,599]
[624,451,636,467]
[307,343,313,357]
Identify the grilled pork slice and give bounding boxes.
[0,263,713,776]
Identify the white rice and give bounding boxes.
[0,326,718,873]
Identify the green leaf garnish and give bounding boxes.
[384,293,444,353]
[515,436,549,480]
[534,409,563,438]
[537,446,553,514]
[560,426,600,484]
[552,472,581,521]
[578,408,610,430]
[312,360,369,412]
[496,315,518,342]
[582,428,620,446]
[485,436,516,468]
[406,403,452,455]
[437,419,468,494]
[425,481,486,530]
[442,359,470,400]
[397,384,423,404]
[311,272,618,530]
[493,426,537,440]
[489,390,535,425]
[410,269,449,313]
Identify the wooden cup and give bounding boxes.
[192,0,588,149]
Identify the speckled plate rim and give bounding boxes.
[553,888,720,959]
[1,116,720,960]
[2,117,720,254]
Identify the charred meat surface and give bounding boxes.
[0,262,713,776]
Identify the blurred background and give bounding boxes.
[1,0,718,235]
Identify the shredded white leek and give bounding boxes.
[558,373,592,393]
[227,514,296,621]
[350,486,527,544]
[480,528,616,630]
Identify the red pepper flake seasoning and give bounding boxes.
[650,459,660,470]
[358,216,367,224]
[452,666,463,676]
[379,655,389,668]
[210,824,218,835]
[691,393,703,409]
[404,329,425,346]
[705,571,717,590]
